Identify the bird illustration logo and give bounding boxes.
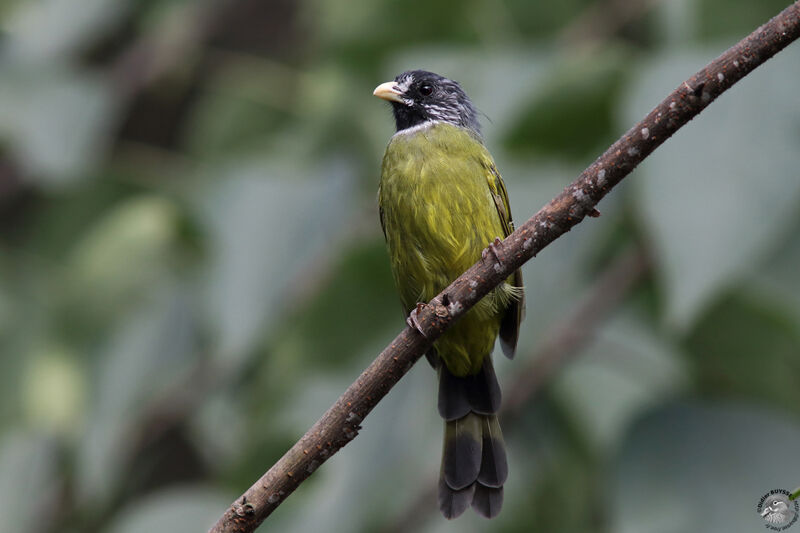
[758,489,799,531]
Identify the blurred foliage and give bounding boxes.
[504,48,630,160]
[0,0,799,532]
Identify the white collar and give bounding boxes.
[391,120,443,138]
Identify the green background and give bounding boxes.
[1,0,799,532]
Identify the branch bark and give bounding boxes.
[208,3,800,532]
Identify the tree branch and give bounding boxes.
[208,4,800,532]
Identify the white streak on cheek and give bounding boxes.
[396,77,412,93]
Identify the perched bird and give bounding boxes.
[374,70,524,519]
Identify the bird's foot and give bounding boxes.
[406,302,428,337]
[482,237,505,264]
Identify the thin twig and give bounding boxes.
[208,4,800,532]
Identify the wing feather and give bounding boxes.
[483,159,525,359]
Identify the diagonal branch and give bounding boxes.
[208,3,800,532]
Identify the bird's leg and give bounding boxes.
[482,237,505,264]
[406,302,428,337]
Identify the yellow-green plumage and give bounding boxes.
[375,70,522,520]
[379,122,518,376]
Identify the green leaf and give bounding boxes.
[191,155,355,363]
[685,291,800,414]
[0,67,117,186]
[21,342,85,437]
[2,0,126,62]
[553,312,686,453]
[75,291,198,503]
[504,48,631,160]
[271,240,396,372]
[185,60,295,158]
[66,196,181,320]
[623,45,800,328]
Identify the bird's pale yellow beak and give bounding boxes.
[373,81,405,103]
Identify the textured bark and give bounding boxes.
[208,4,800,532]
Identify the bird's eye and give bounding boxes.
[419,84,434,96]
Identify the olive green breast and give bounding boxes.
[378,122,509,376]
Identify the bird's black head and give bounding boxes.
[373,70,481,136]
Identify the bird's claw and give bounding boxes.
[482,237,505,263]
[406,302,428,337]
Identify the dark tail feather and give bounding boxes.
[442,414,482,490]
[477,415,507,487]
[472,484,504,518]
[438,477,475,519]
[437,358,507,519]
[438,358,501,420]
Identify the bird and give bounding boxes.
[761,495,796,526]
[374,70,524,519]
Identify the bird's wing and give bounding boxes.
[379,205,387,240]
[484,159,526,359]
[486,164,514,238]
[378,183,388,241]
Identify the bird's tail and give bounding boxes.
[437,357,507,519]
